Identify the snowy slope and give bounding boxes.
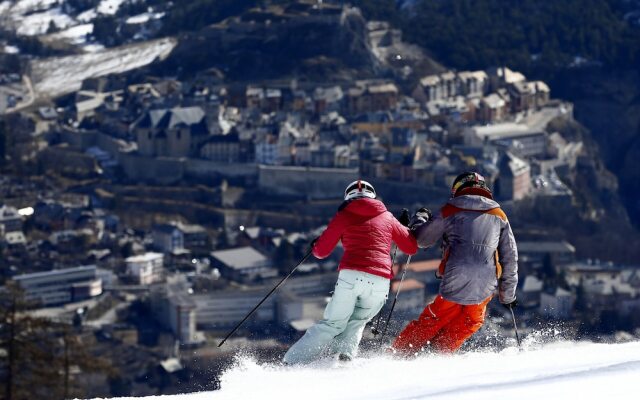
[0,0,129,36]
[29,37,176,97]
[96,340,640,400]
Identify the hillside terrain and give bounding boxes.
[366,0,640,228]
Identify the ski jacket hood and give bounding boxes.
[340,198,389,218]
[412,195,518,305]
[448,194,500,211]
[312,198,418,279]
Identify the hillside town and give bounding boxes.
[2,0,640,398]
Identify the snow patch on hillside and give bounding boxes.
[3,0,59,15]
[96,0,126,15]
[44,22,93,44]
[94,340,640,400]
[29,37,176,97]
[77,8,98,22]
[14,7,75,36]
[126,11,164,25]
[0,0,129,37]
[0,1,74,36]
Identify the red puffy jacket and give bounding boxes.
[312,198,418,279]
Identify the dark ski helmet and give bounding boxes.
[451,171,493,198]
[344,180,376,201]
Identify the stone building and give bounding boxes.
[133,106,209,158]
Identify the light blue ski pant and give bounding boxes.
[283,269,389,365]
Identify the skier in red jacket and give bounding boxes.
[283,180,418,364]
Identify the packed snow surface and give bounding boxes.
[97,341,640,400]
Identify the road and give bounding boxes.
[0,75,34,115]
[522,104,567,131]
[4,75,35,114]
[85,301,132,328]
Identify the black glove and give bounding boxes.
[415,207,432,221]
[408,207,432,228]
[502,299,518,310]
[397,208,410,227]
[310,237,319,249]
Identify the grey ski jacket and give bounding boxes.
[412,195,518,305]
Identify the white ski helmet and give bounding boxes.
[344,180,376,201]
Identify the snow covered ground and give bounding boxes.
[29,37,176,97]
[126,11,165,25]
[94,340,640,400]
[13,6,75,36]
[96,0,126,15]
[0,0,130,36]
[44,23,94,45]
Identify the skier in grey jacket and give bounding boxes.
[392,172,518,353]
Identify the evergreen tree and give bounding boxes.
[46,21,59,34]
[350,0,400,23]
[394,0,640,74]
[160,0,258,35]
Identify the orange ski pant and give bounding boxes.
[392,295,492,353]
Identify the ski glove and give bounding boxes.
[397,208,410,227]
[408,207,432,229]
[415,207,432,221]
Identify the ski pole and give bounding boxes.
[371,245,398,336]
[380,254,412,339]
[372,208,410,336]
[508,304,522,348]
[218,249,312,347]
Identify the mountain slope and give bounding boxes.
[95,341,640,400]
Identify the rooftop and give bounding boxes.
[12,265,97,282]
[368,83,399,94]
[419,75,440,86]
[483,93,506,109]
[211,246,270,270]
[523,275,544,292]
[470,123,544,141]
[136,106,206,131]
[458,70,488,81]
[518,241,576,254]
[125,252,163,263]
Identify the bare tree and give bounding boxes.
[57,325,113,399]
[0,283,62,400]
